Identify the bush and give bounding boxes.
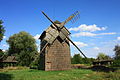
[71,54,83,64]
[112,59,120,67]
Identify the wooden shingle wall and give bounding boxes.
[39,37,71,71]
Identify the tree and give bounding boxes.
[114,45,120,59]
[97,53,111,60]
[82,57,95,64]
[113,45,120,67]
[7,31,38,66]
[71,54,83,64]
[0,20,5,42]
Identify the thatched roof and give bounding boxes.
[2,56,17,63]
[93,59,113,63]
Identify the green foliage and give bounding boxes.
[71,54,83,64]
[112,45,120,67]
[83,58,95,65]
[112,58,120,67]
[114,45,120,59]
[0,20,5,42]
[71,54,95,64]
[97,53,111,60]
[30,52,39,69]
[7,31,38,66]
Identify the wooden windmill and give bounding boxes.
[38,11,87,71]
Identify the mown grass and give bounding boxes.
[0,67,120,80]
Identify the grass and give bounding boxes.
[0,67,120,80]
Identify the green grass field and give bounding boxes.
[0,67,120,80]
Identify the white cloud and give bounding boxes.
[3,36,6,39]
[2,49,6,52]
[73,41,88,48]
[117,37,120,41]
[71,32,96,37]
[71,32,116,37]
[69,24,106,32]
[93,47,100,50]
[34,34,40,40]
[99,32,116,35]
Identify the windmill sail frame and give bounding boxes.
[41,11,87,58]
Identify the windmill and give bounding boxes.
[38,11,87,71]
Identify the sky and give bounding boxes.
[0,0,120,58]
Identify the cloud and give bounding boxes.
[69,24,106,32]
[117,37,120,41]
[34,34,40,40]
[71,32,116,37]
[93,47,100,50]
[71,32,96,37]
[3,36,6,39]
[72,41,88,48]
[99,32,116,35]
[2,49,6,52]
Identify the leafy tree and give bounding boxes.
[82,57,95,64]
[0,20,5,42]
[97,53,111,60]
[7,31,38,66]
[71,54,83,64]
[113,45,120,67]
[114,45,120,59]
[112,58,120,67]
[71,54,95,64]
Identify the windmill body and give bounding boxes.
[39,21,71,71]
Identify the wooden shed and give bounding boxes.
[0,56,17,68]
[92,59,113,66]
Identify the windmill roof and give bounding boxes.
[39,20,70,40]
[53,20,61,24]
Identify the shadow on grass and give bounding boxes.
[0,73,13,80]
[89,65,118,72]
[72,65,118,72]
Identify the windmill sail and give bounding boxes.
[60,11,80,28]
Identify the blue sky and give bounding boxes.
[0,0,120,58]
